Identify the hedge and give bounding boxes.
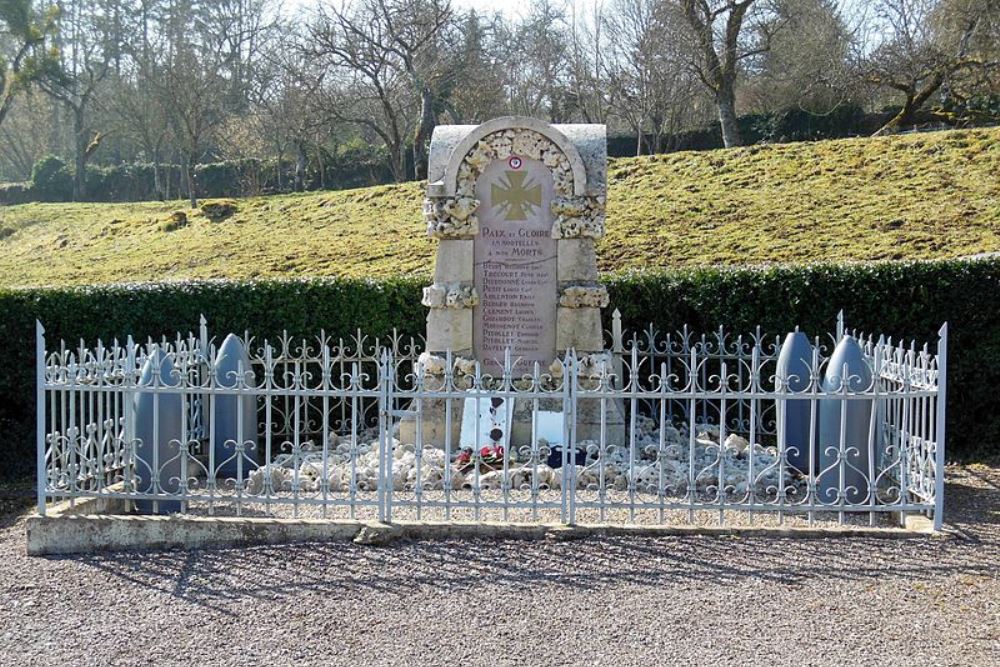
[2,258,998,478]
[0,143,399,205]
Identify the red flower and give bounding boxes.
[480,445,504,460]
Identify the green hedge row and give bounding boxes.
[606,105,898,155]
[3,142,398,205]
[2,258,998,478]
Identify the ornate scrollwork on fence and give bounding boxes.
[36,317,945,529]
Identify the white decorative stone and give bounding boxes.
[456,128,575,199]
[551,195,606,240]
[559,285,609,309]
[416,351,447,376]
[415,351,479,381]
[421,283,479,309]
[428,118,604,198]
[425,196,480,239]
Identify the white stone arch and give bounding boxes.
[441,116,588,198]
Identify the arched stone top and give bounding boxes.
[438,117,588,198]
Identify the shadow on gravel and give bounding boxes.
[54,467,998,616]
[0,478,34,531]
[66,532,995,617]
[943,465,1000,543]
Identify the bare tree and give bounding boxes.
[745,0,855,115]
[434,10,509,123]
[604,0,697,154]
[106,1,173,198]
[307,0,450,182]
[258,31,332,191]
[38,0,121,199]
[0,1,59,132]
[673,0,782,147]
[0,90,59,178]
[566,0,611,124]
[375,0,451,179]
[308,3,411,183]
[863,0,1000,134]
[162,42,227,207]
[499,1,573,120]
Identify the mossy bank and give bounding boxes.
[0,127,998,288]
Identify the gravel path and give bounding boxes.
[1,465,997,667]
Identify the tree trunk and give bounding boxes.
[294,139,307,192]
[183,152,197,208]
[152,161,163,201]
[73,107,87,201]
[413,85,435,180]
[874,71,947,136]
[716,87,743,148]
[874,101,914,137]
[388,143,406,184]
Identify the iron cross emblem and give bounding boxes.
[491,170,542,221]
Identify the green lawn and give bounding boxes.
[1,127,998,288]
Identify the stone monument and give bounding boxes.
[404,116,623,447]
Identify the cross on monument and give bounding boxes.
[491,170,542,221]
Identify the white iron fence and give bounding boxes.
[35,313,947,529]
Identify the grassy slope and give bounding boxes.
[1,127,998,288]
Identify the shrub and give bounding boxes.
[160,211,189,232]
[194,160,249,198]
[200,199,238,221]
[1,258,998,478]
[0,182,34,206]
[30,156,73,201]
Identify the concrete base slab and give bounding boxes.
[27,502,945,556]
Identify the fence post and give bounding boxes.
[198,314,210,444]
[560,352,575,525]
[378,349,393,523]
[934,323,948,531]
[836,310,845,340]
[570,350,580,525]
[36,321,46,516]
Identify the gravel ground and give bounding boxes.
[1,465,997,667]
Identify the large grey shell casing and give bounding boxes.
[213,333,258,478]
[133,349,183,514]
[817,336,875,505]
[775,331,815,473]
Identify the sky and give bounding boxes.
[283,0,535,19]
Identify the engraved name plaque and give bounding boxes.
[473,156,558,373]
